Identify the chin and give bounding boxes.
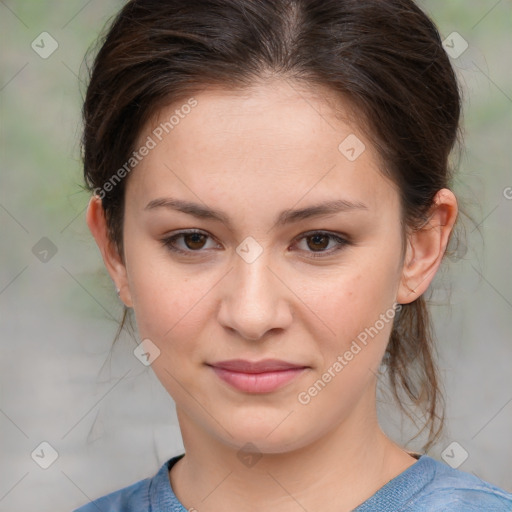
[212,416,315,456]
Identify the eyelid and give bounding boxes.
[289,230,350,258]
[161,229,351,258]
[161,229,221,254]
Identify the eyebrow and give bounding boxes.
[144,197,368,228]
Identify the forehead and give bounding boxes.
[127,79,399,217]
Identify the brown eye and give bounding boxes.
[161,230,219,255]
[162,230,349,259]
[293,231,350,259]
[183,232,207,250]
[306,234,330,251]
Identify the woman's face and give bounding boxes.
[118,80,408,453]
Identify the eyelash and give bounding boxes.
[160,229,351,259]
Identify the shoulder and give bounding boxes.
[407,455,512,512]
[72,476,151,512]
[72,453,185,512]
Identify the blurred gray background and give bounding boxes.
[0,1,511,510]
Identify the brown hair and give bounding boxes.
[81,0,463,451]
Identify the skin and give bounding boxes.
[87,78,458,512]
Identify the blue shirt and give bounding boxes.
[73,453,512,511]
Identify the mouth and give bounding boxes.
[206,359,310,393]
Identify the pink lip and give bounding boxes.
[207,359,309,393]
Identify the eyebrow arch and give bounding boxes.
[144,197,368,229]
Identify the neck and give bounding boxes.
[169,393,417,512]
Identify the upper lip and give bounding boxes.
[208,359,308,373]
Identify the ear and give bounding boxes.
[86,195,133,307]
[397,188,458,304]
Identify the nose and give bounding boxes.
[217,250,293,341]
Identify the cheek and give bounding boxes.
[128,265,211,397]
[294,269,399,421]
[123,239,210,346]
[132,275,208,343]
[302,257,400,340]
[296,247,402,388]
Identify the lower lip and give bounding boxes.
[210,366,308,393]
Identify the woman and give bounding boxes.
[74,0,512,510]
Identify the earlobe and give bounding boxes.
[86,195,133,307]
[396,189,458,305]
